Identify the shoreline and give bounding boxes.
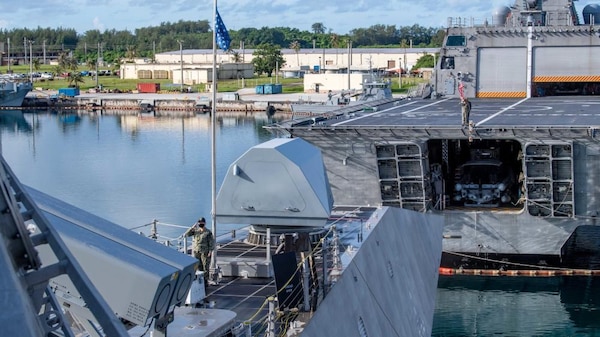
[20,88,332,115]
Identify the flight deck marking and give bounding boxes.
[331,98,451,127]
[476,98,529,126]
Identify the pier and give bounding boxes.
[19,88,332,116]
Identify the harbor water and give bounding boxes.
[2,110,599,336]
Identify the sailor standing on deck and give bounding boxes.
[185,217,214,288]
[460,97,471,127]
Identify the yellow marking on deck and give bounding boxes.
[477,91,527,98]
[533,75,600,82]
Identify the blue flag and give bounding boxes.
[215,9,231,51]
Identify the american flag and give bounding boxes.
[215,9,231,51]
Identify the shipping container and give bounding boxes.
[137,83,161,93]
[263,84,282,94]
[255,85,264,94]
[58,88,80,97]
[222,92,239,101]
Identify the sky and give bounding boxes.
[0,0,598,34]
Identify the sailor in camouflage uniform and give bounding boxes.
[185,217,214,287]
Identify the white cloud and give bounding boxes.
[1,0,597,33]
[93,17,105,31]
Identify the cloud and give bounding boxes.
[93,17,105,31]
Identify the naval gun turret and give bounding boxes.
[217,138,334,247]
[217,137,333,227]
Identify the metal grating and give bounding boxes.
[524,142,574,217]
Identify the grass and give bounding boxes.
[2,64,422,94]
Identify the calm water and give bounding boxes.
[2,110,599,336]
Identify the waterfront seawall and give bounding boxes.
[21,89,330,116]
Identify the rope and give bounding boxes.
[443,250,573,271]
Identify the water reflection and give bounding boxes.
[433,275,600,336]
[0,111,285,231]
[0,109,33,133]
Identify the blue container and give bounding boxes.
[255,85,264,94]
[58,88,80,97]
[263,84,273,94]
[262,84,282,95]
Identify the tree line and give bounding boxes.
[0,21,445,66]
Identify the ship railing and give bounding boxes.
[129,219,251,256]
[446,16,497,28]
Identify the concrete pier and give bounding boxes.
[23,88,331,115]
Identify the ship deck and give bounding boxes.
[275,96,600,131]
[193,206,377,334]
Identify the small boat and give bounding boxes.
[291,75,395,114]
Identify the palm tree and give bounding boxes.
[67,72,84,89]
[32,58,41,72]
[289,40,301,67]
[57,52,78,77]
[230,51,242,63]
[86,58,96,71]
[330,34,339,48]
[330,34,339,64]
[125,45,136,62]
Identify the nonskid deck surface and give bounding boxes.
[289,96,600,129]
[206,277,275,324]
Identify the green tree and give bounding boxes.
[57,52,78,74]
[413,53,437,71]
[252,43,286,77]
[311,23,325,35]
[67,72,84,88]
[289,40,301,66]
[230,51,242,63]
[125,45,136,62]
[32,58,41,72]
[86,58,96,71]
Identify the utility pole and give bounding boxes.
[347,39,352,90]
[43,40,46,64]
[318,56,321,74]
[7,37,10,72]
[399,58,402,89]
[28,40,33,83]
[178,40,184,92]
[240,40,245,63]
[152,41,156,62]
[96,42,100,89]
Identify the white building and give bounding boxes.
[119,47,438,91]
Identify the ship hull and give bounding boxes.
[269,96,600,271]
[268,0,600,272]
[0,82,32,107]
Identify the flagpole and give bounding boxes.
[210,0,218,284]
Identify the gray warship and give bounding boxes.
[269,0,600,272]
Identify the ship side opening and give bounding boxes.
[376,139,524,212]
[426,139,524,210]
[533,82,600,97]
